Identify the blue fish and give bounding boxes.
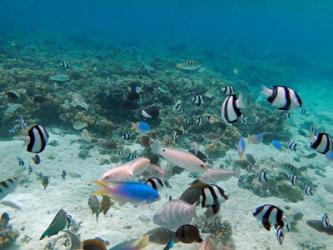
[237,137,246,159]
[133,121,151,134]
[272,140,283,151]
[163,240,174,250]
[95,181,160,204]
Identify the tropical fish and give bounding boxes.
[201,184,228,214]
[132,121,151,134]
[289,174,298,186]
[237,137,246,159]
[175,224,203,243]
[100,162,133,183]
[221,94,245,124]
[176,60,201,71]
[173,100,182,112]
[62,170,66,180]
[272,140,283,150]
[310,133,332,154]
[0,175,20,201]
[82,238,107,250]
[179,180,207,205]
[141,106,160,119]
[253,204,285,231]
[276,226,284,245]
[145,164,165,178]
[153,200,197,230]
[199,168,240,183]
[248,133,264,144]
[222,85,236,96]
[109,235,149,250]
[281,111,291,119]
[123,131,133,140]
[322,213,330,228]
[17,157,25,167]
[288,141,297,151]
[258,170,268,183]
[128,157,151,177]
[262,85,302,110]
[306,220,333,235]
[88,195,101,221]
[171,130,179,142]
[304,185,313,196]
[32,154,41,164]
[40,209,73,240]
[26,124,49,153]
[145,227,176,245]
[192,93,204,107]
[152,141,208,173]
[42,175,49,189]
[61,60,71,68]
[145,177,164,191]
[0,212,10,226]
[95,181,160,204]
[100,195,112,216]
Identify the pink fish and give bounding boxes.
[152,141,208,173]
[100,157,151,182]
[200,168,240,183]
[145,164,165,178]
[198,239,216,250]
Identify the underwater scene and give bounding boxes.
[0,0,333,249]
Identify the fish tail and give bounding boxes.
[151,140,160,155]
[137,234,149,249]
[262,85,272,98]
[40,231,48,240]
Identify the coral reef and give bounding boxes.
[0,217,19,248]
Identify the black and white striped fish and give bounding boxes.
[26,125,49,154]
[196,117,204,126]
[61,61,71,68]
[184,116,192,124]
[310,133,332,154]
[18,115,26,129]
[322,213,330,228]
[145,177,164,191]
[123,131,133,140]
[253,204,285,231]
[289,174,298,186]
[0,175,20,200]
[141,106,160,119]
[304,185,313,196]
[173,100,182,112]
[171,130,179,142]
[128,152,137,161]
[192,93,204,107]
[222,86,236,96]
[17,157,24,167]
[276,226,284,245]
[221,95,245,124]
[288,141,297,151]
[258,170,268,183]
[281,111,291,119]
[263,85,302,110]
[300,108,306,115]
[201,184,228,214]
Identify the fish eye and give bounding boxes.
[162,149,166,152]
[200,164,205,168]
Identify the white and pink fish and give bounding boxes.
[200,168,240,183]
[152,141,208,173]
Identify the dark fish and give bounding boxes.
[40,209,73,240]
[258,170,268,183]
[32,154,41,164]
[322,213,330,228]
[123,131,133,140]
[61,60,71,68]
[0,176,19,200]
[17,157,25,167]
[62,170,66,180]
[5,90,20,100]
[288,141,297,151]
[146,227,176,245]
[88,195,101,221]
[26,125,49,153]
[281,111,291,119]
[192,93,204,107]
[245,154,256,166]
[179,179,207,205]
[253,204,284,231]
[42,176,49,190]
[304,185,313,196]
[28,165,33,175]
[0,212,10,226]
[221,94,245,124]
[82,238,107,250]
[100,195,112,216]
[171,130,179,142]
[141,106,160,119]
[196,117,204,126]
[201,184,228,214]
[175,224,203,243]
[306,220,333,235]
[289,174,298,186]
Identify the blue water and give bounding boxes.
[1,1,333,250]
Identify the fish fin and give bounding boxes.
[262,85,272,98]
[40,230,48,240]
[236,94,245,109]
[262,221,272,231]
[137,234,149,249]
[212,204,220,214]
[151,140,161,155]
